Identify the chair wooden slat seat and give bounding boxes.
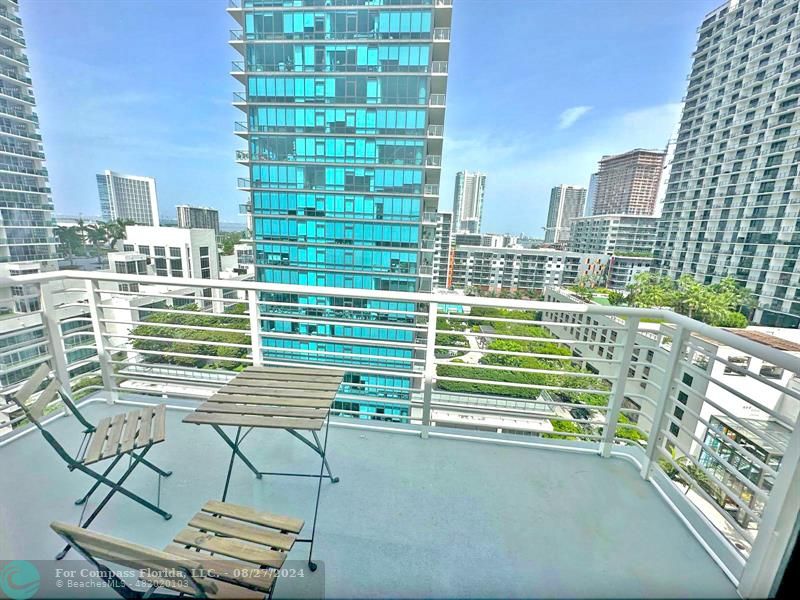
[83,405,168,466]
[51,500,304,599]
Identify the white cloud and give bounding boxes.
[439,102,683,236]
[557,105,593,130]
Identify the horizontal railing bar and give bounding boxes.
[618,408,654,424]
[98,287,246,303]
[435,376,612,395]
[432,361,614,380]
[95,303,252,320]
[255,330,425,350]
[444,313,631,330]
[60,316,93,324]
[433,345,622,363]
[112,333,251,350]
[109,361,238,378]
[259,313,427,332]
[446,330,624,346]
[105,346,253,364]
[260,344,423,364]
[258,298,427,318]
[623,392,659,407]
[249,356,420,379]
[99,318,249,335]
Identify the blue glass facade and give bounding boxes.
[231,0,451,418]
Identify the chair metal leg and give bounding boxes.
[57,446,172,560]
[131,452,173,478]
[75,455,123,505]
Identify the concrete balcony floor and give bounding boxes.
[0,399,737,599]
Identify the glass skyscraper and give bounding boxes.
[229,0,451,418]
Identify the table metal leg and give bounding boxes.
[312,430,339,484]
[221,426,241,502]
[212,424,262,478]
[307,415,332,571]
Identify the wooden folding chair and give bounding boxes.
[10,363,173,560]
[51,499,304,599]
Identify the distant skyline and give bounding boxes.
[24,0,720,234]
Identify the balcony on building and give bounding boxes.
[0,271,798,599]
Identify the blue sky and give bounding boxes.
[23,0,720,234]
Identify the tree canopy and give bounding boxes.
[627,273,753,327]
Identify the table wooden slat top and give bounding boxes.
[183,365,342,432]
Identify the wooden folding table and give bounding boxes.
[183,365,342,570]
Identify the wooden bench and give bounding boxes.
[51,500,305,599]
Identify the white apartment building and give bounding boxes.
[607,255,656,290]
[656,0,800,328]
[450,246,608,293]
[118,226,218,280]
[569,214,659,256]
[544,185,586,244]
[96,171,160,226]
[452,171,486,234]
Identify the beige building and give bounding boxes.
[593,149,666,216]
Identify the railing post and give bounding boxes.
[640,325,688,479]
[85,279,117,404]
[421,300,438,438]
[248,289,262,367]
[40,281,73,397]
[600,316,640,458]
[738,414,800,598]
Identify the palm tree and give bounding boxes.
[55,226,81,266]
[75,217,90,252]
[105,218,134,249]
[86,224,108,266]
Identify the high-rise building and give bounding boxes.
[96,170,160,226]
[0,0,58,312]
[655,0,800,327]
[176,205,220,234]
[452,170,486,234]
[432,212,452,289]
[230,0,451,417]
[544,185,586,244]
[585,172,599,216]
[592,149,666,215]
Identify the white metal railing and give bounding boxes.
[0,271,798,596]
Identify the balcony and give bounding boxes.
[1,271,798,598]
